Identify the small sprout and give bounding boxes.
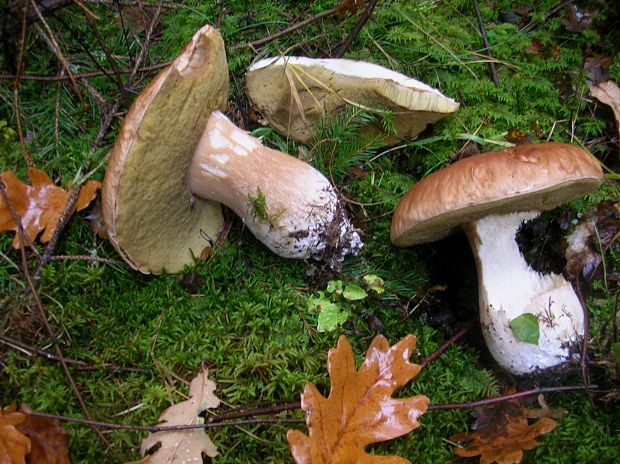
[248,186,285,228]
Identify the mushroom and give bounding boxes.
[245,56,459,144]
[102,25,361,274]
[390,142,604,375]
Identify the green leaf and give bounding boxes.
[362,274,385,294]
[343,284,367,301]
[317,305,349,332]
[509,313,540,345]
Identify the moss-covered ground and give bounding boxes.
[1,1,619,462]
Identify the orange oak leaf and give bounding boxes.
[16,405,71,464]
[450,398,559,464]
[0,168,101,248]
[0,404,31,464]
[287,334,429,464]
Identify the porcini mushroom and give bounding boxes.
[102,25,361,274]
[245,56,459,144]
[390,142,604,375]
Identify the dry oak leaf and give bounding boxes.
[590,80,620,144]
[450,399,558,464]
[0,168,101,248]
[287,334,429,464]
[16,405,70,464]
[0,404,30,464]
[139,367,220,463]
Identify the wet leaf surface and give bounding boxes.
[0,169,100,248]
[287,334,429,463]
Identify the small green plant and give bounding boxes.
[307,274,385,332]
[247,186,285,228]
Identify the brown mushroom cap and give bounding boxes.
[391,142,604,246]
[246,57,459,144]
[102,25,229,274]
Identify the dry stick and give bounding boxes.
[0,62,171,81]
[127,0,165,86]
[419,323,474,369]
[427,385,591,410]
[49,254,127,266]
[30,0,85,105]
[472,0,499,87]
[25,385,592,433]
[231,6,340,50]
[332,0,380,58]
[73,0,129,104]
[27,412,304,431]
[13,0,35,168]
[0,334,145,373]
[16,233,112,448]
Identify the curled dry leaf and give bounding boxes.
[0,168,101,248]
[590,79,620,146]
[0,404,30,464]
[287,334,429,464]
[450,396,562,464]
[139,367,220,463]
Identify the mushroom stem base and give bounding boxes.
[463,212,584,375]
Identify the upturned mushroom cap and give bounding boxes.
[102,25,229,274]
[391,142,604,247]
[246,56,459,144]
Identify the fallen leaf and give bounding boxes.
[287,334,429,464]
[0,404,30,464]
[0,169,101,248]
[139,367,220,463]
[590,80,620,146]
[16,405,70,464]
[451,397,560,464]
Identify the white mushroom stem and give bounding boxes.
[189,111,362,261]
[462,211,584,375]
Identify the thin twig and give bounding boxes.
[0,335,145,373]
[73,0,129,104]
[472,0,499,86]
[333,0,380,58]
[127,0,165,86]
[428,385,593,410]
[27,412,304,431]
[25,385,594,433]
[13,0,35,167]
[232,6,340,50]
[30,0,85,104]
[420,323,474,369]
[17,233,112,447]
[49,255,127,266]
[0,62,170,81]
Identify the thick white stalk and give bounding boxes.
[189,111,362,262]
[463,212,584,375]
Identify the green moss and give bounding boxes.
[1,1,618,462]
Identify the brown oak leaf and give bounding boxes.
[287,334,429,464]
[16,405,70,464]
[450,397,560,464]
[590,79,620,149]
[0,404,30,464]
[139,367,220,463]
[0,169,101,248]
